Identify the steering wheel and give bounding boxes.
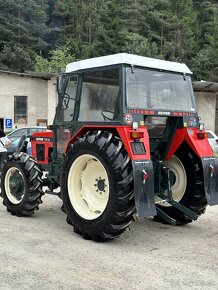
[101,110,115,121]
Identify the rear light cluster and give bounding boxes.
[130,131,144,140]
[197,132,208,139]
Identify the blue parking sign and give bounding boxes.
[5,119,12,129]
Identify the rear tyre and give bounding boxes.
[61,131,135,242]
[156,147,207,224]
[1,152,44,216]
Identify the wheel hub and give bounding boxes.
[9,171,24,200]
[95,178,106,193]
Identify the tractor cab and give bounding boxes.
[54,53,201,161]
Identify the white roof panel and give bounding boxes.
[66,53,192,74]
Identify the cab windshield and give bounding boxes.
[126,67,196,112]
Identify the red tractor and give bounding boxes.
[1,53,218,242]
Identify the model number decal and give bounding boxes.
[157,111,170,115]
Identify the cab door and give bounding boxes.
[53,75,78,157]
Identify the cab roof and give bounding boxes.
[66,53,192,74]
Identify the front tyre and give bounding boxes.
[61,131,135,242]
[1,153,44,216]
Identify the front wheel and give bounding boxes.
[1,153,44,216]
[61,131,135,242]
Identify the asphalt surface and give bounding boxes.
[0,194,217,290]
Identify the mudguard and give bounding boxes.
[132,160,157,218]
[201,157,218,205]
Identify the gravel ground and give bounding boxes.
[0,194,217,290]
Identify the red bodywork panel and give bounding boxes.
[67,125,151,160]
[30,126,214,165]
[166,127,214,160]
[31,131,53,164]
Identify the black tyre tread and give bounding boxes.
[1,152,44,216]
[62,130,135,242]
[156,144,207,225]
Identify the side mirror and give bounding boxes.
[57,73,62,95]
[56,72,66,101]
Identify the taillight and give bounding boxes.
[130,131,144,140]
[197,132,208,139]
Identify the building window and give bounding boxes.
[37,119,47,126]
[14,96,27,124]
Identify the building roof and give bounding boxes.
[66,53,192,74]
[193,81,218,93]
[0,69,52,80]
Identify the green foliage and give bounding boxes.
[35,46,75,73]
[0,44,35,71]
[122,33,158,57]
[191,0,218,80]
[0,0,49,72]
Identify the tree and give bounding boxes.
[0,0,217,79]
[191,1,218,80]
[122,33,158,56]
[0,0,49,71]
[53,0,105,59]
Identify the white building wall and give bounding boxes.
[195,91,216,131]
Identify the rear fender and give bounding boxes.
[184,128,214,158]
[166,128,214,160]
[166,128,218,205]
[67,125,151,160]
[116,126,150,160]
[184,129,218,205]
